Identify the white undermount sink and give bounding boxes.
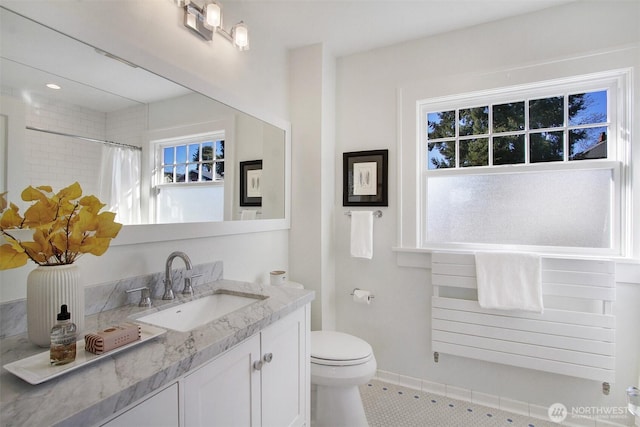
[135,291,266,332]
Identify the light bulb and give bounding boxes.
[233,22,249,50]
[206,3,221,28]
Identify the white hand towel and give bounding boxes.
[350,211,373,259]
[475,252,543,313]
[240,210,257,220]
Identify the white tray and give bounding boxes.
[3,323,166,385]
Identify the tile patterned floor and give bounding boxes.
[360,380,554,427]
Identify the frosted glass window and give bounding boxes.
[155,132,225,223]
[157,184,224,223]
[426,169,612,248]
[419,70,630,255]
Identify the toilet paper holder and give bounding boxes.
[351,288,375,302]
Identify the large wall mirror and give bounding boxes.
[1,7,288,243]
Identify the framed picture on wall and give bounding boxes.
[343,149,388,206]
[240,160,262,206]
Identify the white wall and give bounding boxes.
[0,0,290,302]
[334,0,639,415]
[289,44,337,331]
[289,44,326,330]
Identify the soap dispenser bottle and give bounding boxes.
[50,304,77,365]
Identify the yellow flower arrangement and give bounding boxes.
[0,182,122,269]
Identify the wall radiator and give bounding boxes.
[431,252,616,383]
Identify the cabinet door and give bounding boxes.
[260,308,307,427]
[101,383,179,427]
[184,334,261,427]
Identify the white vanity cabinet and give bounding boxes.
[100,383,179,427]
[184,334,261,426]
[184,306,309,427]
[100,305,308,427]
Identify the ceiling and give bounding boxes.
[226,0,577,57]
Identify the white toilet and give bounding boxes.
[310,330,377,427]
[278,280,376,426]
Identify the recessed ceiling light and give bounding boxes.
[46,83,61,90]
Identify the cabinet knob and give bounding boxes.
[253,360,263,371]
[263,353,273,363]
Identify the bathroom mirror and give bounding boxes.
[0,7,287,236]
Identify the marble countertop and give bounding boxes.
[0,280,314,427]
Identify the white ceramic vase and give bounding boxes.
[27,264,84,347]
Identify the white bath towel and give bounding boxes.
[350,211,373,259]
[240,210,257,220]
[475,252,543,313]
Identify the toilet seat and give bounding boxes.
[310,331,373,366]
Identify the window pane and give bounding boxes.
[493,135,525,165]
[176,145,187,163]
[460,138,488,167]
[163,166,174,183]
[163,147,174,165]
[202,142,213,161]
[493,102,525,132]
[428,141,455,169]
[215,140,224,159]
[428,111,455,139]
[188,144,200,163]
[201,162,213,181]
[187,164,198,182]
[529,96,563,129]
[569,90,607,126]
[426,169,612,248]
[176,164,186,183]
[214,161,224,180]
[530,131,564,163]
[459,106,488,136]
[569,127,607,160]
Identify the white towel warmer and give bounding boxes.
[431,252,616,383]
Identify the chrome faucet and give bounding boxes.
[162,251,193,300]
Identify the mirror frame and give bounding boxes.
[1,7,291,246]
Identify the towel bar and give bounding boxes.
[345,210,382,218]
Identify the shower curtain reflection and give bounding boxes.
[99,145,141,225]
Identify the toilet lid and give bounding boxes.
[311,331,373,366]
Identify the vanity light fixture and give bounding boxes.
[182,0,249,51]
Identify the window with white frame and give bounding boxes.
[153,132,225,223]
[160,134,224,183]
[419,71,630,256]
